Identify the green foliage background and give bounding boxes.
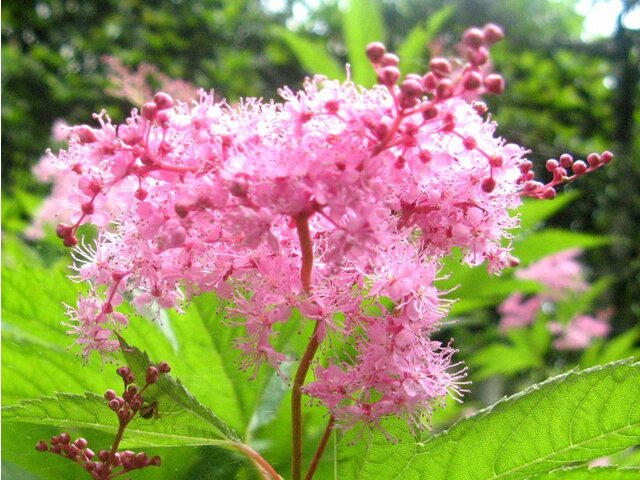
[2,0,640,479]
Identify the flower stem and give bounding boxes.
[294,214,313,292]
[304,416,335,480]
[233,443,281,480]
[291,322,320,480]
[292,213,318,480]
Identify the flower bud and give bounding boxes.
[421,72,438,91]
[400,78,423,98]
[463,71,483,90]
[146,366,159,385]
[587,152,601,166]
[158,361,171,373]
[380,53,399,67]
[35,440,48,452]
[559,153,573,168]
[572,160,587,175]
[365,42,386,63]
[74,437,88,449]
[469,47,489,66]
[429,57,451,76]
[481,176,496,193]
[483,23,504,44]
[601,150,614,163]
[546,159,559,172]
[55,223,72,239]
[484,74,505,94]
[543,187,557,199]
[59,433,71,444]
[379,66,400,86]
[436,79,454,100]
[463,27,485,48]
[153,92,174,110]
[142,102,158,121]
[63,235,78,248]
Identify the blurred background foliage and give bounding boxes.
[2,0,640,477]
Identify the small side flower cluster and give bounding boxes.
[498,249,611,350]
[36,362,170,479]
[41,24,611,429]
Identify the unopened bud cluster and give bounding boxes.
[36,362,170,479]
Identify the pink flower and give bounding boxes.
[516,248,587,296]
[498,292,543,332]
[549,311,612,350]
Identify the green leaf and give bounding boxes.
[344,360,640,479]
[468,343,541,380]
[274,27,345,80]
[2,392,237,448]
[343,0,385,86]
[518,191,579,231]
[530,466,640,479]
[513,229,610,265]
[117,335,241,443]
[397,5,455,74]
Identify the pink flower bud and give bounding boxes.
[421,72,438,91]
[587,152,601,166]
[484,74,505,94]
[35,440,48,452]
[365,42,386,63]
[601,150,614,163]
[429,57,452,76]
[463,27,485,48]
[400,78,423,98]
[559,153,573,168]
[469,47,489,66]
[543,187,556,199]
[572,160,587,175]
[481,176,496,193]
[436,79,454,100]
[380,53,400,67]
[379,66,400,86]
[463,71,483,90]
[422,104,438,120]
[55,223,72,239]
[463,136,477,150]
[153,92,174,110]
[546,159,559,171]
[483,23,504,44]
[81,202,94,215]
[142,102,158,121]
[63,235,78,248]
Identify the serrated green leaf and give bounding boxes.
[530,466,640,479]
[274,27,345,80]
[343,0,385,86]
[344,360,640,479]
[118,335,241,443]
[2,392,237,448]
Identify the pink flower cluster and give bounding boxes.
[43,25,610,428]
[498,248,611,350]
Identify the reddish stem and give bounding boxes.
[291,322,321,480]
[233,443,281,480]
[294,214,314,292]
[304,416,335,480]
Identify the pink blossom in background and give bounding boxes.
[549,309,612,350]
[498,292,543,332]
[516,248,588,296]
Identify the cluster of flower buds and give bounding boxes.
[36,362,170,479]
[521,151,613,199]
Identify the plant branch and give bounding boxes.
[291,322,321,480]
[233,443,282,480]
[304,416,335,480]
